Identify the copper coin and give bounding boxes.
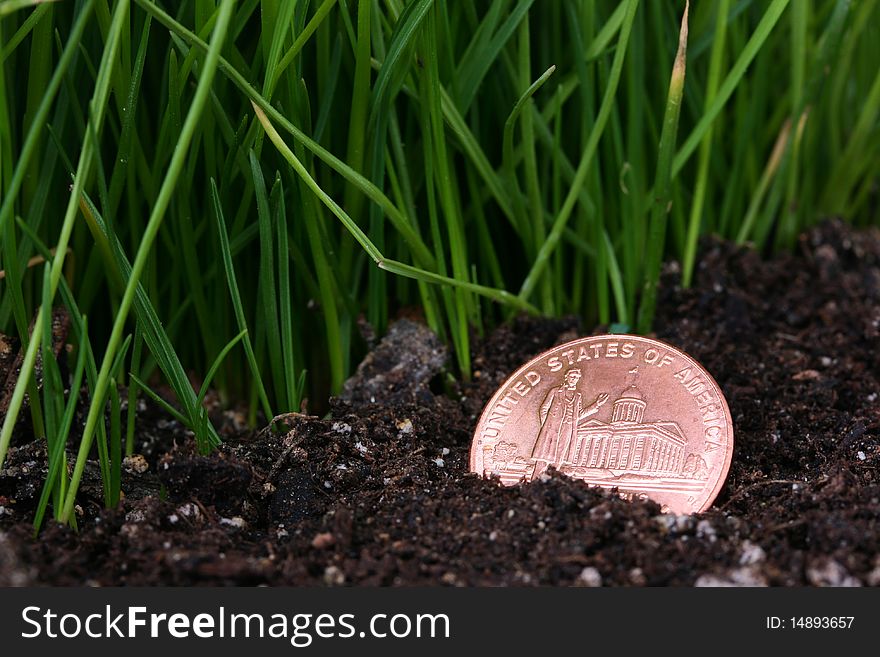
[470,335,734,514]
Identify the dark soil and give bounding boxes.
[1,219,879,586]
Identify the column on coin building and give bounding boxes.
[573,385,687,474]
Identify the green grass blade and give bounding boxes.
[682,0,729,288]
[249,151,285,403]
[33,315,89,533]
[60,0,234,524]
[636,1,690,334]
[129,374,189,426]
[672,0,789,176]
[209,178,274,420]
[518,0,639,302]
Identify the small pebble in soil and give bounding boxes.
[122,454,149,474]
[738,541,766,566]
[324,565,345,586]
[219,516,245,530]
[576,567,603,587]
[311,532,335,549]
[806,559,862,587]
[694,567,768,587]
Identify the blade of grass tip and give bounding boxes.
[672,0,790,177]
[196,329,249,407]
[59,0,234,524]
[518,0,639,303]
[34,313,89,532]
[209,179,273,420]
[193,328,249,431]
[635,0,689,335]
[377,259,539,314]
[79,189,219,449]
[129,374,189,425]
[735,118,792,245]
[753,139,798,250]
[252,103,381,262]
[502,64,556,241]
[682,0,729,288]
[252,78,537,314]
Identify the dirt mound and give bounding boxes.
[1,220,878,586]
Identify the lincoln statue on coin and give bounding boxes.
[531,368,609,473]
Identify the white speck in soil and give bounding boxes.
[219,516,245,529]
[806,558,862,587]
[696,519,716,542]
[177,503,199,519]
[324,565,345,586]
[694,567,768,587]
[857,451,866,460]
[739,541,766,566]
[577,567,603,587]
[125,509,147,524]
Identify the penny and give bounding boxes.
[469,335,734,514]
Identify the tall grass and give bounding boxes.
[0,0,878,525]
